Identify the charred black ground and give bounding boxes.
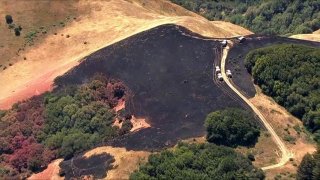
[59,153,114,179]
[55,24,251,150]
[226,36,320,98]
[53,24,320,179]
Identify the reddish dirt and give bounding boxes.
[0,60,79,109]
[113,99,125,112]
[28,159,63,180]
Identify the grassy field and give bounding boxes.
[0,0,87,69]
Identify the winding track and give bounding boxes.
[221,45,293,170]
[177,27,292,170]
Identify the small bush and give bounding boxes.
[119,120,133,135]
[5,15,13,24]
[247,153,255,161]
[14,28,20,36]
[284,135,296,144]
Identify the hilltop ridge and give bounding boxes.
[0,0,251,109]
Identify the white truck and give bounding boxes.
[226,70,232,78]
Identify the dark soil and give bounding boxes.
[59,153,114,179]
[226,35,320,98]
[55,24,252,150]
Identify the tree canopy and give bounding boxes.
[297,147,320,180]
[0,74,131,179]
[130,142,265,180]
[205,108,260,147]
[170,0,320,35]
[245,44,320,142]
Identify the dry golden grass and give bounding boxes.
[237,131,279,168]
[0,0,252,109]
[0,0,85,66]
[250,86,316,179]
[28,147,150,180]
[83,146,150,180]
[290,29,320,42]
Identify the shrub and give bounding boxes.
[119,120,133,135]
[247,153,255,161]
[14,27,20,36]
[5,15,13,24]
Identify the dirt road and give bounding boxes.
[221,45,293,170]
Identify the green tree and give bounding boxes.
[245,44,320,142]
[130,143,265,180]
[205,108,260,147]
[170,0,320,35]
[297,153,316,180]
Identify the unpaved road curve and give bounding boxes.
[221,45,293,171]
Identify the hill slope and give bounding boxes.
[291,30,320,42]
[0,0,252,109]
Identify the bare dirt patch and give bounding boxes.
[237,131,279,168]
[130,116,151,132]
[250,86,316,179]
[113,99,151,132]
[0,0,252,109]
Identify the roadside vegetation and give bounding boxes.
[131,108,263,179]
[170,0,320,35]
[0,74,131,179]
[245,44,320,143]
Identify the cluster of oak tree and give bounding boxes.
[0,75,130,178]
[245,44,320,179]
[245,44,320,143]
[171,0,320,35]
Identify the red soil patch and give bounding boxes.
[28,159,63,180]
[113,98,125,112]
[0,60,79,109]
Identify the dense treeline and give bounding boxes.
[130,143,265,180]
[0,75,131,178]
[131,108,262,179]
[170,0,320,35]
[205,108,260,147]
[245,44,320,142]
[297,147,320,180]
